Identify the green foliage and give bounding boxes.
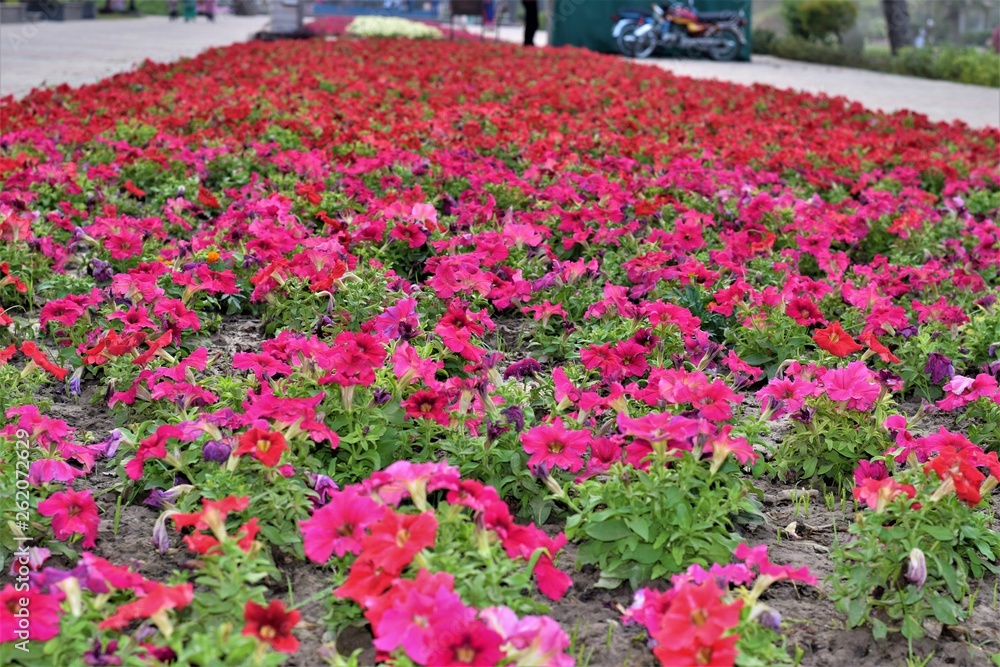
[789,0,859,43]
[563,455,761,590]
[752,28,778,54]
[765,36,1000,87]
[422,502,552,617]
[2,537,287,667]
[830,468,1000,640]
[771,393,894,488]
[895,45,1000,87]
[734,619,796,666]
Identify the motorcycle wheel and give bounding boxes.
[616,23,641,57]
[632,30,658,59]
[709,27,741,61]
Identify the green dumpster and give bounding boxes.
[550,0,752,61]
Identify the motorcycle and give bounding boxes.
[615,2,747,62]
[612,7,654,56]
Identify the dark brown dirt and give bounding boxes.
[545,539,659,667]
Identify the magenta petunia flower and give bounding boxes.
[300,489,381,563]
[37,488,99,548]
[521,418,592,473]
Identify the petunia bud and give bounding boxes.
[906,548,926,589]
[306,472,338,505]
[758,608,782,630]
[502,406,525,432]
[152,512,173,554]
[924,353,954,385]
[202,440,232,464]
[55,576,83,617]
[371,387,392,405]
[101,429,123,458]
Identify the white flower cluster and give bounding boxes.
[346,16,443,40]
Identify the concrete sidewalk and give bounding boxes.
[1,15,269,98]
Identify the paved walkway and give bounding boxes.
[2,18,997,128]
[1,15,269,98]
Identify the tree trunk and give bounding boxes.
[882,0,911,54]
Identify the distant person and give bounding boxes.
[183,0,196,21]
[914,27,926,49]
[167,0,178,19]
[991,26,1000,54]
[522,0,538,46]
[202,0,216,20]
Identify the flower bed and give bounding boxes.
[1,37,999,667]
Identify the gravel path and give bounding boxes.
[2,18,997,128]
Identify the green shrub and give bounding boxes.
[799,0,858,43]
[781,0,808,40]
[782,0,858,44]
[921,45,1000,86]
[766,35,1000,88]
[752,28,777,54]
[894,45,936,78]
[960,30,993,47]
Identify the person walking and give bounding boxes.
[167,0,178,19]
[182,0,196,21]
[522,0,538,46]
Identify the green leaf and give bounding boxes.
[583,519,632,542]
[928,595,960,625]
[871,617,888,640]
[846,597,867,627]
[923,525,953,541]
[625,517,651,542]
[901,615,924,640]
[595,572,624,589]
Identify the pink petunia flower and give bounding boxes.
[521,418,592,473]
[37,489,99,548]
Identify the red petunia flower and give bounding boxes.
[401,388,451,426]
[859,331,900,364]
[235,425,288,467]
[333,558,395,606]
[812,322,863,357]
[0,262,28,293]
[361,507,438,575]
[123,180,146,198]
[20,340,69,381]
[924,446,986,506]
[653,632,739,667]
[242,600,301,653]
[655,580,742,653]
[0,344,16,364]
[99,582,194,633]
[852,477,917,513]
